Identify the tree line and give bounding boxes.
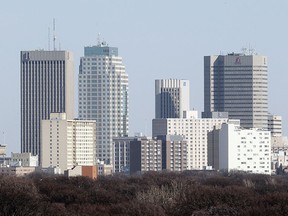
[1,171,288,215]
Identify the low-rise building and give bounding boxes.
[64,166,98,179]
[97,162,113,176]
[11,152,38,167]
[0,166,35,176]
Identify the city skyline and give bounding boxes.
[0,1,288,154]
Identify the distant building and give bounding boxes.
[0,144,6,156]
[97,162,113,176]
[268,114,282,137]
[113,136,135,173]
[271,136,288,173]
[64,166,98,179]
[130,137,162,174]
[0,166,35,176]
[78,42,129,164]
[204,53,268,129]
[41,113,96,174]
[11,152,38,167]
[21,50,74,161]
[158,135,187,171]
[155,79,190,118]
[208,123,271,174]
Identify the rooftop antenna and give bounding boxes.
[241,47,247,55]
[97,33,101,46]
[53,18,56,51]
[59,42,61,51]
[48,27,50,51]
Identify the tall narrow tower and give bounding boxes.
[155,79,190,118]
[20,51,74,158]
[204,53,268,129]
[78,41,129,164]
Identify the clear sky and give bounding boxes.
[0,0,287,154]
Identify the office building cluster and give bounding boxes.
[1,42,286,177]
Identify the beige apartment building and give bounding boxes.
[41,113,96,173]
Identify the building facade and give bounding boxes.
[41,113,96,173]
[208,123,271,174]
[130,137,162,174]
[152,114,228,170]
[155,79,190,118]
[268,114,282,137]
[21,51,74,158]
[204,53,268,129]
[113,135,187,174]
[113,136,135,173]
[158,135,187,171]
[0,167,36,176]
[78,42,129,164]
[11,152,38,167]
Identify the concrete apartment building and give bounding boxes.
[20,51,74,159]
[41,113,96,173]
[158,135,187,171]
[113,136,135,173]
[155,79,190,118]
[78,41,129,164]
[208,123,271,174]
[152,112,228,170]
[204,53,268,129]
[130,137,162,174]
[113,135,187,174]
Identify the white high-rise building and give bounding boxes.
[78,42,129,164]
[41,113,96,173]
[155,79,190,118]
[21,51,74,158]
[204,53,268,129]
[208,123,271,174]
[152,112,229,170]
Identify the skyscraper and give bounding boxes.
[78,41,129,164]
[155,79,190,118]
[21,51,74,158]
[204,53,268,129]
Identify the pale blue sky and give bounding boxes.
[0,1,287,154]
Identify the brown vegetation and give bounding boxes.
[1,171,288,215]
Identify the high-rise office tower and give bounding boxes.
[78,41,129,164]
[204,53,268,129]
[155,79,190,118]
[21,51,74,158]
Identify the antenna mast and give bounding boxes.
[97,33,101,46]
[48,27,50,51]
[53,18,56,51]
